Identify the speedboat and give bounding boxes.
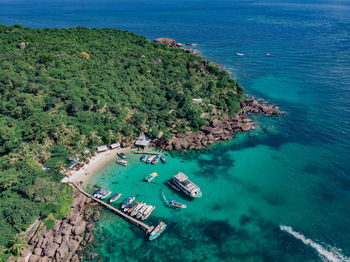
[146,155,155,164]
[131,202,145,217]
[116,160,129,166]
[170,200,187,209]
[236,52,244,56]
[140,154,147,162]
[123,202,137,212]
[143,172,158,183]
[120,195,135,209]
[99,190,111,199]
[160,155,166,163]
[149,222,167,241]
[93,188,103,198]
[109,192,122,203]
[136,204,149,219]
[117,152,126,159]
[151,155,160,165]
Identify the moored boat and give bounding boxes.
[151,155,160,164]
[146,155,155,164]
[160,155,166,163]
[143,172,158,183]
[167,172,202,198]
[121,195,135,209]
[109,192,122,203]
[170,200,187,209]
[117,152,126,159]
[140,154,147,162]
[93,188,103,197]
[116,160,129,166]
[123,202,137,212]
[99,190,112,199]
[149,222,167,241]
[141,205,155,221]
[136,204,149,219]
[131,202,145,217]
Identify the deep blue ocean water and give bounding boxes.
[1,0,350,261]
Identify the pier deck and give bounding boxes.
[132,151,162,155]
[70,183,155,234]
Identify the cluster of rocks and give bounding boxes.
[153,37,199,55]
[12,189,100,262]
[161,97,280,151]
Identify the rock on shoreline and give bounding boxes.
[20,188,99,262]
[154,37,200,55]
[154,97,280,151]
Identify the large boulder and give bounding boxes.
[211,119,222,127]
[34,247,42,256]
[153,38,177,47]
[200,126,213,134]
[71,255,79,262]
[67,238,81,253]
[28,255,40,262]
[18,42,27,49]
[16,257,26,262]
[43,242,59,257]
[211,127,223,136]
[20,246,31,257]
[56,242,70,261]
[91,211,100,222]
[60,222,73,236]
[67,210,82,226]
[5,256,15,262]
[38,257,49,262]
[73,220,86,236]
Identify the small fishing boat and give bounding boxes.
[123,202,137,212]
[93,188,103,198]
[136,204,149,219]
[117,152,126,159]
[121,195,135,209]
[140,154,147,162]
[143,172,158,183]
[116,160,129,166]
[131,202,145,217]
[160,155,166,163]
[99,190,112,199]
[146,155,155,164]
[170,200,187,209]
[109,192,122,203]
[236,52,244,56]
[151,155,160,165]
[149,222,167,241]
[141,205,155,221]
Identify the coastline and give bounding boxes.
[61,147,131,185]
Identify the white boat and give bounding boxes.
[146,155,155,164]
[236,52,244,56]
[136,204,149,219]
[141,205,155,221]
[131,202,145,216]
[167,172,202,198]
[99,190,111,199]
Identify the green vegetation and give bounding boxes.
[0,25,244,251]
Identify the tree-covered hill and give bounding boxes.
[0,25,244,252]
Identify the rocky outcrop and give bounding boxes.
[26,188,98,262]
[17,42,28,49]
[154,38,199,55]
[157,97,280,151]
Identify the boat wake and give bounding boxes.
[280,225,350,262]
[161,191,170,206]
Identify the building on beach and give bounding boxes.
[110,142,120,149]
[97,145,108,152]
[134,135,151,148]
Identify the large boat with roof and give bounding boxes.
[167,172,202,198]
[149,222,166,241]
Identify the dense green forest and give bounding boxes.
[0,25,244,256]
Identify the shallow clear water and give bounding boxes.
[2,0,350,261]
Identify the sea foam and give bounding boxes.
[280,225,350,262]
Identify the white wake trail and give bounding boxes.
[280,225,350,262]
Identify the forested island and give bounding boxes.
[0,25,249,260]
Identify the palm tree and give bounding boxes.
[107,129,115,145]
[55,160,66,174]
[8,236,27,256]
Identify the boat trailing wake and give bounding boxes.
[280,225,350,262]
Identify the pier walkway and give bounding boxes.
[132,151,162,155]
[70,183,155,234]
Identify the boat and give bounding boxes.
[131,202,145,216]
[236,52,244,56]
[140,154,147,162]
[116,160,129,166]
[123,202,137,212]
[93,188,103,197]
[167,172,202,198]
[146,155,155,164]
[149,222,167,241]
[141,205,155,221]
[170,200,187,209]
[99,190,111,199]
[136,204,149,219]
[151,155,160,164]
[160,155,166,163]
[117,152,126,159]
[120,195,135,209]
[143,172,158,183]
[109,192,122,203]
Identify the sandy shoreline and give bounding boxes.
[61,147,131,185]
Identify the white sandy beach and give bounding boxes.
[61,147,131,185]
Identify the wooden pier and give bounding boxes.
[70,183,155,234]
[132,151,162,155]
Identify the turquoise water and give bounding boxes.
[1,0,350,261]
